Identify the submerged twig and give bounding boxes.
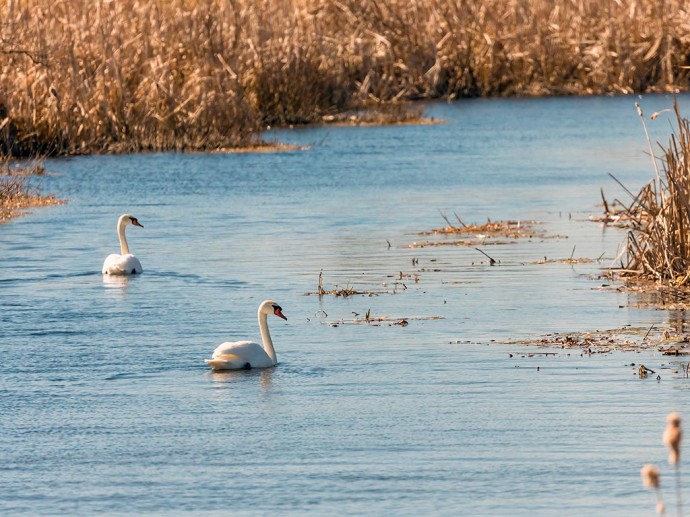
[474,247,497,266]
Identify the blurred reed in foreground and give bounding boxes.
[1,0,690,156]
[641,412,683,516]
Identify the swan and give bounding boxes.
[206,300,287,370]
[102,214,144,275]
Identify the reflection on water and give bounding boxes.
[3,94,690,516]
[102,274,131,289]
[209,367,275,394]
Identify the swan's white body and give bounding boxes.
[206,300,287,371]
[102,214,144,275]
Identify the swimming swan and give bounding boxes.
[206,300,287,370]
[102,214,144,275]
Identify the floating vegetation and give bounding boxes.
[533,247,606,265]
[409,238,516,248]
[411,212,557,249]
[424,212,543,238]
[502,324,690,355]
[596,277,690,310]
[305,270,378,297]
[328,309,444,327]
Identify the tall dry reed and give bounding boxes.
[1,0,690,156]
[624,100,690,285]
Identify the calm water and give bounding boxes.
[3,94,690,516]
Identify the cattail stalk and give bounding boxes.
[642,464,666,516]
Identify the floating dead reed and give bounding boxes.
[307,270,370,297]
[411,213,549,249]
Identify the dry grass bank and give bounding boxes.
[1,0,690,156]
[0,162,63,221]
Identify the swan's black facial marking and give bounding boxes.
[129,217,144,228]
[273,305,287,321]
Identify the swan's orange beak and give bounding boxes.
[131,218,144,228]
[274,307,287,320]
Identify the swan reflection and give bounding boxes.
[209,367,275,394]
[102,274,131,288]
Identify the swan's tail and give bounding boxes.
[205,353,249,371]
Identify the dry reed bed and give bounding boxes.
[615,101,690,291]
[1,0,690,155]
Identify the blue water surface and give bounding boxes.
[2,93,690,516]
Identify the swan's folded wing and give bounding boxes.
[205,353,244,370]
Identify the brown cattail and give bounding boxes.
[663,412,682,465]
[641,464,661,489]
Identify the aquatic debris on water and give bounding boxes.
[305,269,415,297]
[327,309,444,327]
[423,212,544,238]
[410,212,563,248]
[501,324,690,356]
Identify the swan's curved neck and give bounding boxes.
[258,311,277,365]
[117,219,130,255]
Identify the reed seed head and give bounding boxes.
[641,464,661,488]
[663,412,682,465]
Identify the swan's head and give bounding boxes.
[119,213,144,228]
[260,299,287,320]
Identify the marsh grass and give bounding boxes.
[2,0,690,156]
[0,168,63,222]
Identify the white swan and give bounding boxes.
[102,214,144,275]
[206,300,287,370]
